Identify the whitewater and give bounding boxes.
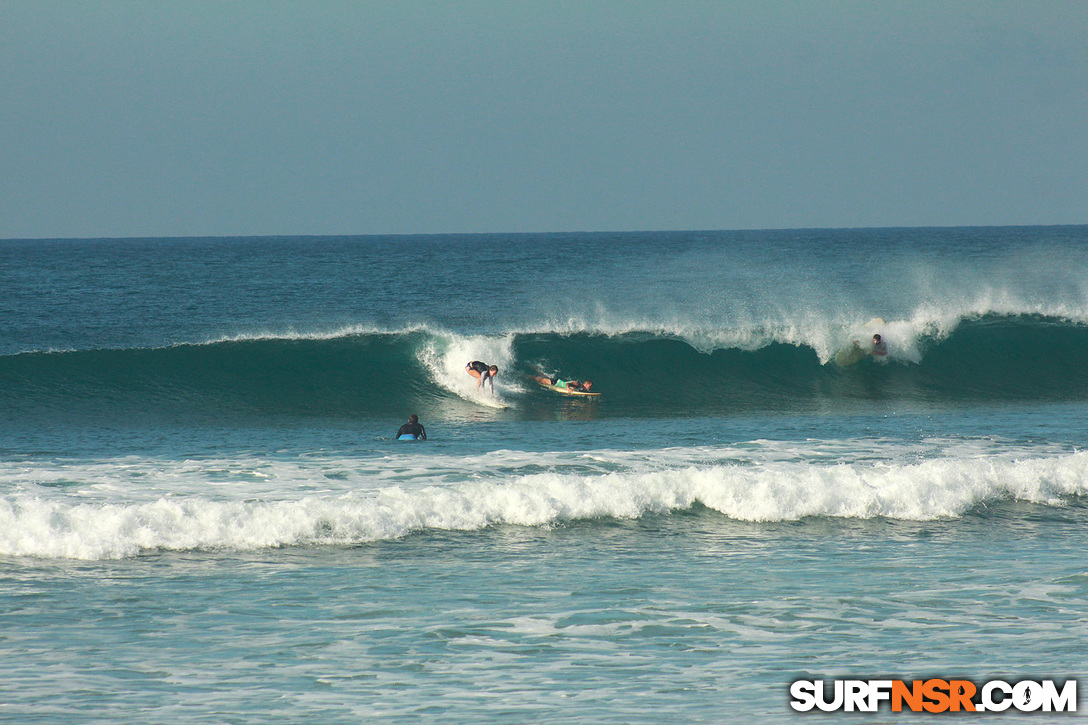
[2,227,1087,722]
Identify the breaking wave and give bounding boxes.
[3,311,1088,421]
[2,444,1085,559]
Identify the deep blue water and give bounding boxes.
[2,227,1087,722]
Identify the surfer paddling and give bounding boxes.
[870,334,888,357]
[532,374,594,393]
[466,361,499,392]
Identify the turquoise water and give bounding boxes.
[7,505,1087,722]
[2,228,1087,721]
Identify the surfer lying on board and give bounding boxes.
[466,361,499,392]
[532,374,594,393]
[396,414,427,440]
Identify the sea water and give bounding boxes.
[1,228,1087,722]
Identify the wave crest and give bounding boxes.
[3,313,1088,421]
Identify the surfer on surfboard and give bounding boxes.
[466,361,499,393]
[532,374,594,393]
[395,414,427,440]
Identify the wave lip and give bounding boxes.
[4,450,1085,560]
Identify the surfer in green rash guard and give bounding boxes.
[532,374,594,393]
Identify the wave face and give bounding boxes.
[3,313,1088,423]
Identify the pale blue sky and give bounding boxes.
[2,1,1086,238]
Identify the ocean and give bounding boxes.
[2,227,1086,722]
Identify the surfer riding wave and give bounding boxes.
[466,361,499,393]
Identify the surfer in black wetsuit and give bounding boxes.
[466,361,499,392]
[396,414,427,440]
[871,334,888,357]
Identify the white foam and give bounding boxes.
[199,323,398,344]
[2,444,1085,560]
[416,332,522,408]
